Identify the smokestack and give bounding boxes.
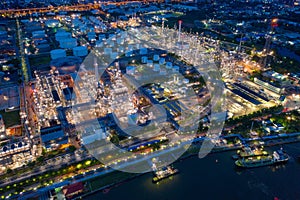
[94,57,99,82]
[178,20,182,42]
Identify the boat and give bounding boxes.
[152,166,179,183]
[232,146,269,160]
[235,149,289,168]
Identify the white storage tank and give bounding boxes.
[141,56,148,64]
[154,64,160,72]
[147,60,153,67]
[127,44,134,52]
[95,41,103,47]
[32,30,45,39]
[55,31,71,42]
[59,38,77,49]
[117,46,124,53]
[126,66,136,75]
[139,48,147,55]
[98,34,106,41]
[125,51,133,57]
[166,62,173,69]
[108,40,115,48]
[159,58,165,65]
[117,38,124,45]
[153,54,160,61]
[87,31,96,41]
[50,49,66,60]
[73,46,88,57]
[45,19,60,28]
[110,52,118,59]
[173,65,180,73]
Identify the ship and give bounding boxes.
[235,149,289,168]
[232,146,269,160]
[152,166,179,183]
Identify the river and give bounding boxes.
[86,143,300,200]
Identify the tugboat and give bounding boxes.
[235,148,289,168]
[152,166,179,183]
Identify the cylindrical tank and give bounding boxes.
[159,58,165,65]
[166,62,173,69]
[117,46,124,53]
[108,40,115,48]
[50,49,66,60]
[125,51,133,57]
[95,41,103,47]
[117,38,124,44]
[73,46,88,57]
[141,56,148,64]
[139,48,147,55]
[153,54,160,61]
[59,38,77,49]
[126,66,136,75]
[110,52,118,59]
[172,65,180,73]
[147,60,153,67]
[55,32,71,41]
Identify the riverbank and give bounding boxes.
[87,142,300,200]
[79,133,300,199]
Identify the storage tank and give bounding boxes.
[108,40,115,48]
[125,51,133,57]
[117,46,124,53]
[55,31,71,41]
[87,31,96,41]
[110,52,118,59]
[32,30,45,39]
[154,64,160,72]
[153,54,160,61]
[159,58,165,65]
[36,44,50,53]
[126,66,136,75]
[117,38,124,45]
[166,62,173,69]
[141,56,148,64]
[73,46,88,57]
[172,65,180,73]
[59,38,77,49]
[147,60,153,67]
[50,49,66,60]
[45,19,60,28]
[95,41,103,47]
[98,34,106,41]
[139,48,147,55]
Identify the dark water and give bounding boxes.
[87,143,300,200]
[277,47,300,63]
